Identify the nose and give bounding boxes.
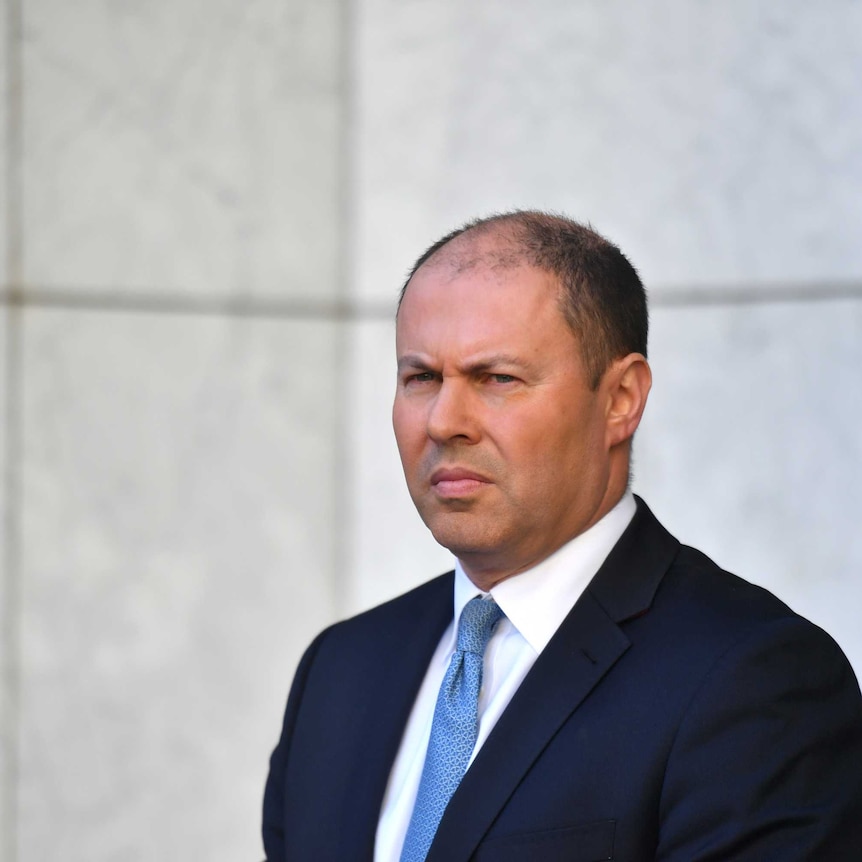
[426,379,480,444]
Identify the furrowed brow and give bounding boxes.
[397,354,435,373]
[460,354,530,375]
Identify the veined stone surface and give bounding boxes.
[635,297,862,673]
[23,0,343,300]
[353,0,862,302]
[18,309,339,861]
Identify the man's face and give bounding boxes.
[393,259,619,586]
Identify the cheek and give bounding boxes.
[492,416,570,481]
[392,395,410,437]
[506,409,600,480]
[392,402,424,463]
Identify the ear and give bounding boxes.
[603,353,652,448]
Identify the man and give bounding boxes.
[263,211,862,860]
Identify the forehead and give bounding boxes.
[396,260,573,356]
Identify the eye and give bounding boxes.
[404,371,436,385]
[489,373,517,385]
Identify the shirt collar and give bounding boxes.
[453,491,637,654]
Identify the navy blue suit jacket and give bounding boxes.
[263,499,862,860]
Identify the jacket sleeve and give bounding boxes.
[262,630,327,862]
[657,615,862,860]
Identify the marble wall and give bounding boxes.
[2,1,14,859]
[346,1,862,649]
[3,1,345,860]
[1,1,861,860]
[1,305,10,862]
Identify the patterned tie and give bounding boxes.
[399,595,504,862]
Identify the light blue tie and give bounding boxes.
[399,595,504,862]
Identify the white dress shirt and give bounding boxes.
[374,492,637,862]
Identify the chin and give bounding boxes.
[426,516,504,559]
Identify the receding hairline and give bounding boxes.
[396,209,648,391]
[397,211,614,307]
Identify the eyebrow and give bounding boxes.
[397,355,432,372]
[397,353,532,374]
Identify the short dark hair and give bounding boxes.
[397,210,648,389]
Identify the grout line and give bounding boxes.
[330,0,355,622]
[650,281,862,307]
[1,280,861,321]
[0,286,399,320]
[3,0,24,858]
[2,306,21,862]
[3,6,22,286]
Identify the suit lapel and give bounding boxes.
[337,575,455,860]
[426,499,680,862]
[426,589,629,862]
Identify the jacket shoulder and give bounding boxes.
[306,571,455,674]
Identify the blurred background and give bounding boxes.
[1,1,861,859]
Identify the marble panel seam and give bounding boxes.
[2,284,862,320]
[0,287,397,321]
[3,0,24,858]
[652,281,862,307]
[333,0,363,618]
[4,0,23,285]
[2,308,23,862]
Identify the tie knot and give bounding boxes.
[456,596,504,655]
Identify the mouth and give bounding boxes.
[429,467,492,499]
